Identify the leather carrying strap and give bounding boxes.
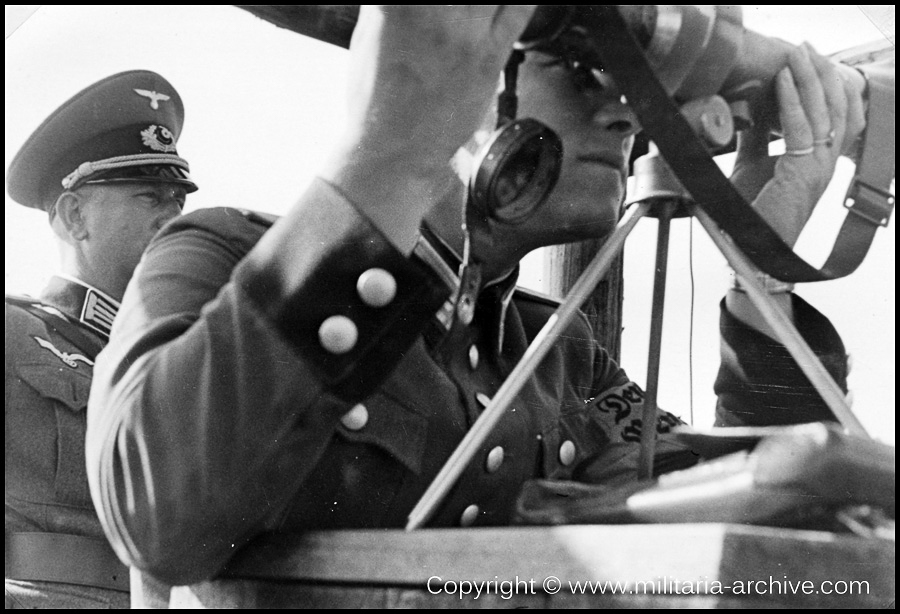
[593,7,894,282]
[6,532,129,592]
[837,58,895,243]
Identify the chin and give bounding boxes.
[567,218,619,243]
[541,197,622,243]
[524,215,616,250]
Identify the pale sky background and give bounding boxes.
[5,6,895,444]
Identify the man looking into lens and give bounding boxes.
[85,6,871,588]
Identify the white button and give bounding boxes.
[468,345,480,370]
[318,316,358,354]
[485,446,504,473]
[559,440,576,466]
[460,504,480,527]
[476,393,491,408]
[340,403,368,431]
[356,268,396,308]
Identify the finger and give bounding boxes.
[776,66,813,152]
[735,120,770,158]
[841,72,867,152]
[732,127,778,202]
[805,42,848,154]
[788,43,831,143]
[828,62,867,155]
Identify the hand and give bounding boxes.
[346,6,535,167]
[731,42,866,247]
[320,6,536,252]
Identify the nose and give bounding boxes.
[591,70,641,137]
[594,97,641,137]
[154,200,182,229]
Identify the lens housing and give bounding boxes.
[469,119,563,224]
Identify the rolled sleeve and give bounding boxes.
[714,294,849,427]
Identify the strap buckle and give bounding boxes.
[843,178,895,228]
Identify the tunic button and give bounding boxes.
[460,504,480,527]
[476,393,492,408]
[485,446,504,473]
[341,403,368,431]
[357,268,397,308]
[318,316,358,354]
[559,440,576,466]
[468,345,480,370]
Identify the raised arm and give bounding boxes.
[86,6,537,585]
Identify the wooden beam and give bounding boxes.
[168,524,894,608]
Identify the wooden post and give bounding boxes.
[545,240,624,362]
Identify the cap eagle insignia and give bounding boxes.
[134,88,171,110]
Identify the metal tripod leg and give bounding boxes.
[407,197,869,531]
[406,202,651,530]
[637,204,677,479]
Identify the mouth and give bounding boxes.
[576,153,625,174]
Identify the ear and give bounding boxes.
[53,191,90,241]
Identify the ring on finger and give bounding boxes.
[812,128,836,148]
[785,146,815,156]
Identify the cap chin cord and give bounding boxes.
[61,153,192,191]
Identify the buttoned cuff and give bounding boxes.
[234,178,451,402]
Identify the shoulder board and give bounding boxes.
[513,286,562,308]
[238,209,280,228]
[6,293,105,359]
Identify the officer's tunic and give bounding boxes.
[87,180,848,587]
[6,276,130,608]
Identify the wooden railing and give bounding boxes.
[164,524,894,608]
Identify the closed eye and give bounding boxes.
[133,189,185,209]
[134,191,159,205]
